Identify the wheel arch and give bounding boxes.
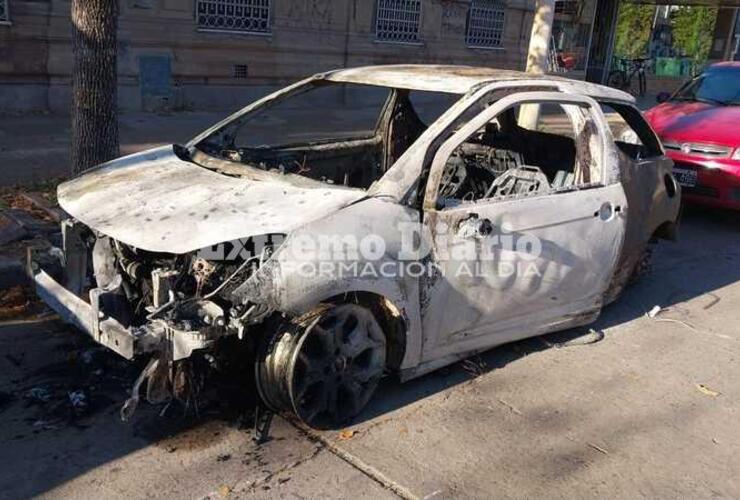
[303,290,409,373]
[652,219,679,241]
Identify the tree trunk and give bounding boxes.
[71,0,119,175]
[519,0,556,129]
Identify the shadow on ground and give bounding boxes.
[0,205,738,496]
[0,319,259,498]
[355,205,740,423]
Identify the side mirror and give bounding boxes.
[656,92,671,103]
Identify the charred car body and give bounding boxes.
[30,66,680,428]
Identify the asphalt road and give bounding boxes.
[1,205,738,499]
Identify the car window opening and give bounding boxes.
[193,81,461,191]
[437,102,603,208]
[599,102,662,161]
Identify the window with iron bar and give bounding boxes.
[375,0,423,44]
[233,64,248,79]
[0,0,10,24]
[196,0,271,34]
[466,0,506,49]
[554,0,579,15]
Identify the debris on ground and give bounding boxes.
[68,390,89,415]
[588,442,609,455]
[0,212,27,246]
[0,285,44,320]
[696,384,721,397]
[16,192,65,223]
[645,305,714,337]
[0,322,154,433]
[338,430,357,441]
[32,419,61,431]
[0,188,65,317]
[461,356,487,377]
[3,209,57,236]
[647,305,662,318]
[539,328,605,349]
[1,190,60,224]
[0,189,56,317]
[27,386,52,403]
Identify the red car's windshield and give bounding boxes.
[672,66,740,106]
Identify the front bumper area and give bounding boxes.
[669,153,740,210]
[31,263,225,361]
[28,222,227,362]
[33,268,141,359]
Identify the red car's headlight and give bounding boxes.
[732,147,740,161]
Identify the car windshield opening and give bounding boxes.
[193,81,461,190]
[672,67,740,106]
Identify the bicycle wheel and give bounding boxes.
[624,71,640,96]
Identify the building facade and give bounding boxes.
[0,0,537,113]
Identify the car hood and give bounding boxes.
[58,146,366,254]
[645,101,740,146]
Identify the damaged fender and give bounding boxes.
[232,197,423,370]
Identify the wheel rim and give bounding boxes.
[288,304,385,428]
[256,304,386,429]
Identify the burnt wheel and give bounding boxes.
[256,304,386,429]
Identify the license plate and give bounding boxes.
[673,167,697,187]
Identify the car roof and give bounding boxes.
[324,64,633,102]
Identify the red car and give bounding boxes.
[645,62,740,210]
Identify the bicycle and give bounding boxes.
[607,57,649,97]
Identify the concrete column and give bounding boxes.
[520,0,556,129]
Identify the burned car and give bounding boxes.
[30,65,680,429]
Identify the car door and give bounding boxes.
[598,102,680,303]
[418,91,627,362]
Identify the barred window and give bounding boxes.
[466,0,506,48]
[233,64,248,79]
[196,0,270,34]
[0,0,9,24]
[554,0,579,15]
[375,0,422,44]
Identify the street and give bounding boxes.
[1,205,738,499]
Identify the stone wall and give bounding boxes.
[0,0,535,114]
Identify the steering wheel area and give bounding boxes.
[439,154,468,199]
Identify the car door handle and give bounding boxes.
[594,202,621,221]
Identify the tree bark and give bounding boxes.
[519,0,556,129]
[71,0,119,175]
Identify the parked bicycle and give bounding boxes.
[607,57,649,97]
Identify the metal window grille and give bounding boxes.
[466,0,506,48]
[554,0,578,15]
[375,0,422,43]
[196,0,270,34]
[233,64,248,79]
[0,0,9,23]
